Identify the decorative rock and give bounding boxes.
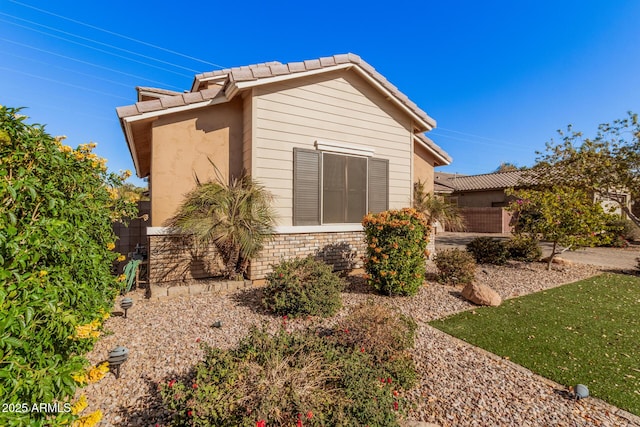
[461,282,502,306]
[401,421,441,427]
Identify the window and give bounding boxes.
[293,148,388,225]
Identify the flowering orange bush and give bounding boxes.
[362,208,430,296]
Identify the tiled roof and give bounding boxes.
[117,53,436,130]
[136,86,182,97]
[445,170,535,191]
[415,134,452,165]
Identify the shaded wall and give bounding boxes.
[150,98,244,226]
[460,207,513,233]
[113,200,151,273]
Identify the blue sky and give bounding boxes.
[2,0,640,187]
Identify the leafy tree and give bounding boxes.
[413,180,465,231]
[116,182,149,202]
[494,162,521,172]
[0,106,137,426]
[165,166,276,279]
[528,112,640,228]
[506,187,609,270]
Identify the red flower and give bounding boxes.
[393,390,399,397]
[195,338,201,343]
[344,328,349,334]
[192,383,198,389]
[168,380,176,388]
[256,420,266,427]
[360,347,365,352]
[297,420,303,427]
[283,315,288,320]
[387,377,392,384]
[187,410,193,417]
[306,411,313,419]
[393,401,398,411]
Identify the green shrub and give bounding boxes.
[161,317,416,426]
[466,237,510,265]
[506,236,542,262]
[0,106,137,426]
[433,249,476,285]
[596,216,630,247]
[262,256,344,317]
[362,208,431,296]
[636,257,640,275]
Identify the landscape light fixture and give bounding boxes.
[108,346,129,379]
[574,384,589,400]
[120,297,133,318]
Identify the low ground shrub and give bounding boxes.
[331,302,416,367]
[636,257,640,275]
[506,236,542,262]
[362,208,431,296]
[433,249,476,285]
[466,237,509,265]
[262,256,344,317]
[161,308,417,426]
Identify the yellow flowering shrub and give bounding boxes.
[72,409,102,427]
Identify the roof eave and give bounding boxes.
[413,135,452,166]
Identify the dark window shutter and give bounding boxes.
[293,148,321,225]
[368,158,388,214]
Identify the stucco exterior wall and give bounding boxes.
[149,98,244,226]
[251,70,414,226]
[413,142,436,193]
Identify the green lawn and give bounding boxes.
[429,273,640,415]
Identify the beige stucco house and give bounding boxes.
[117,53,451,286]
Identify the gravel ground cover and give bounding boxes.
[80,261,640,426]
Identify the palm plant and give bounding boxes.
[165,167,276,279]
[413,180,466,232]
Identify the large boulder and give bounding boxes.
[461,282,502,306]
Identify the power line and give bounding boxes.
[7,0,226,69]
[429,130,528,151]
[0,49,134,89]
[0,17,192,78]
[0,37,184,90]
[1,94,113,123]
[0,65,131,100]
[436,126,519,146]
[0,12,201,74]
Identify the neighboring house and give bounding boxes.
[439,170,631,233]
[433,171,464,195]
[117,53,451,286]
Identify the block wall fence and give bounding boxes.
[460,207,514,233]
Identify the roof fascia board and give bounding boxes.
[351,66,434,131]
[121,120,142,177]
[191,74,227,92]
[413,134,451,166]
[228,64,434,131]
[122,97,228,123]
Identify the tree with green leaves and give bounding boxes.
[527,112,640,228]
[165,166,276,279]
[413,180,465,231]
[506,187,610,270]
[0,106,137,426]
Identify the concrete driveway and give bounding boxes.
[434,232,640,272]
